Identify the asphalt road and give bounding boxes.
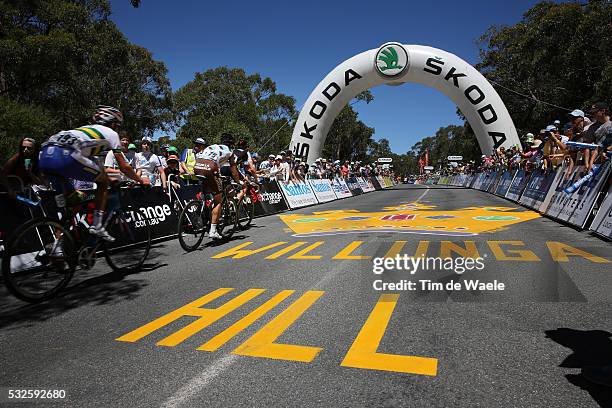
[1,184,612,407]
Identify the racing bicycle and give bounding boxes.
[177,175,239,251]
[2,181,152,303]
[236,178,259,230]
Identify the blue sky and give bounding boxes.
[110,0,547,154]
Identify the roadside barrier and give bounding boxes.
[433,161,612,238]
[0,176,395,245]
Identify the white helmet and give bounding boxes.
[93,105,123,126]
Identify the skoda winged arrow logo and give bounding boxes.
[378,47,402,71]
[375,43,409,78]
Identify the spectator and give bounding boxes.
[1,137,43,190]
[158,144,170,168]
[269,155,289,182]
[135,136,167,190]
[163,154,184,189]
[520,139,543,171]
[259,154,274,172]
[341,160,349,179]
[586,102,611,170]
[180,138,207,182]
[104,132,136,181]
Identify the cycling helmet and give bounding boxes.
[93,105,123,126]
[221,132,235,146]
[237,138,249,149]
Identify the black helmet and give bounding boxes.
[221,132,235,146]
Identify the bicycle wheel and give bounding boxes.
[218,199,237,239]
[2,218,76,303]
[104,209,151,273]
[177,200,207,251]
[237,196,254,230]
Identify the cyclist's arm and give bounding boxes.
[114,151,141,184]
[228,156,241,183]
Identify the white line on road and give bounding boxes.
[416,185,430,203]
[161,354,238,408]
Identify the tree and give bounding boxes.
[173,67,296,156]
[0,0,173,162]
[477,0,612,136]
[322,91,374,162]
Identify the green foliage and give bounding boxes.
[322,91,375,163]
[477,0,612,134]
[0,0,173,163]
[173,67,296,155]
[0,96,58,155]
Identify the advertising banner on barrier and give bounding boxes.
[464,175,474,187]
[370,176,383,190]
[486,172,501,193]
[545,162,611,228]
[356,177,370,192]
[505,170,530,201]
[346,177,363,195]
[590,185,612,239]
[376,176,386,188]
[330,178,353,198]
[278,180,318,209]
[357,177,375,193]
[308,179,337,203]
[471,173,487,190]
[366,177,377,192]
[519,168,563,211]
[383,176,393,187]
[251,181,289,216]
[494,171,516,197]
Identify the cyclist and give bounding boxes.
[231,138,259,201]
[192,132,241,239]
[39,105,142,242]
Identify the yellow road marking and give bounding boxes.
[212,242,287,259]
[546,242,610,263]
[233,291,324,362]
[440,240,480,258]
[265,242,307,259]
[156,289,265,347]
[488,241,540,261]
[384,241,407,258]
[198,290,295,352]
[414,240,430,257]
[333,241,371,260]
[341,294,438,376]
[287,242,324,259]
[116,288,235,343]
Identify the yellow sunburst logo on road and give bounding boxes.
[279,203,540,237]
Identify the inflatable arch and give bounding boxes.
[289,43,520,164]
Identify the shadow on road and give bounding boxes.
[546,328,612,407]
[0,243,169,331]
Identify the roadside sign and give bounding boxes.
[378,158,393,163]
[447,156,463,161]
[424,166,434,170]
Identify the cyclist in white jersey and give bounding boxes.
[39,105,142,241]
[192,133,241,239]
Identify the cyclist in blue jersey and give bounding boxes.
[39,105,142,242]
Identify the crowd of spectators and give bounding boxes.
[1,130,398,196]
[252,149,394,184]
[463,102,611,177]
